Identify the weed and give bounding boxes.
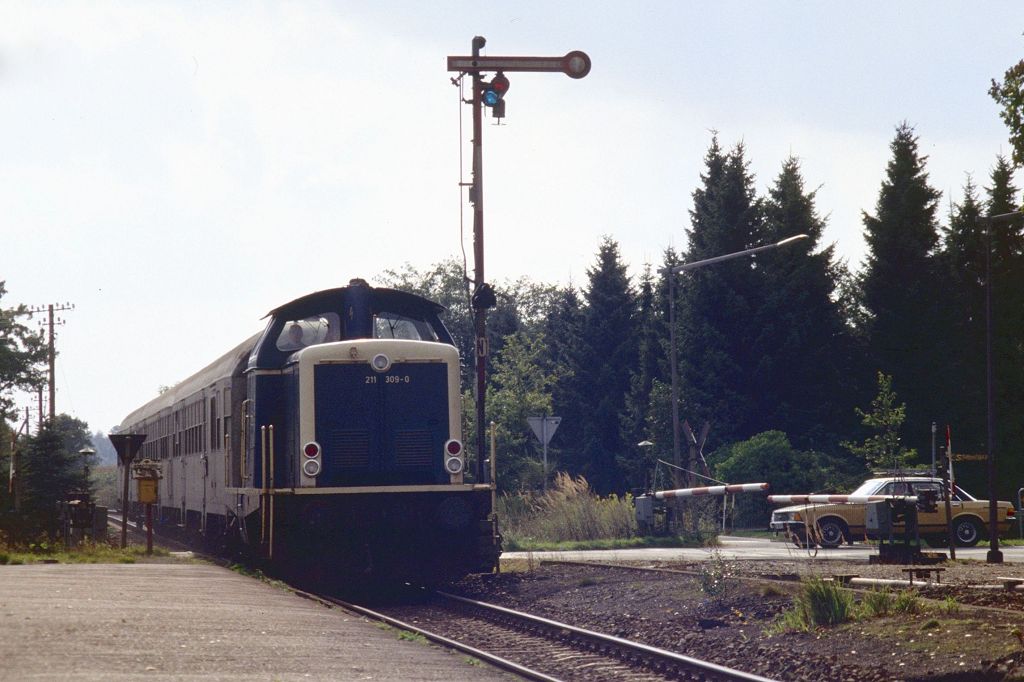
[771,578,856,633]
[398,630,427,644]
[0,553,8,565]
[934,596,960,615]
[921,619,941,631]
[893,590,920,614]
[577,577,599,587]
[860,587,893,618]
[697,547,734,602]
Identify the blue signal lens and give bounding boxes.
[482,90,501,107]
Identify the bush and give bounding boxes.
[497,473,636,545]
[711,431,863,528]
[770,578,856,633]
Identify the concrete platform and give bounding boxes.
[0,562,512,681]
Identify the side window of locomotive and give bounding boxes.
[275,313,341,351]
[373,312,437,341]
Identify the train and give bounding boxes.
[119,280,501,584]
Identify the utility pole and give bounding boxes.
[447,38,590,482]
[26,302,74,423]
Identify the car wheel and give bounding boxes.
[953,517,983,547]
[816,518,847,549]
[788,528,815,549]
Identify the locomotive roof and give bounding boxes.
[119,331,261,431]
[266,285,446,319]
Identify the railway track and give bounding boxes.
[310,589,777,682]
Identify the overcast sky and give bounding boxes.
[3,2,1023,434]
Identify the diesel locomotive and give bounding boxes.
[119,280,500,583]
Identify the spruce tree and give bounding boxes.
[543,285,586,480]
[677,137,765,447]
[618,264,666,490]
[573,237,636,494]
[938,177,986,455]
[756,157,858,452]
[859,123,943,457]
[983,157,1024,499]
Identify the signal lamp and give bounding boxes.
[445,456,464,475]
[303,441,321,458]
[302,459,322,477]
[482,72,510,117]
[445,439,463,456]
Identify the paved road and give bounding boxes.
[502,535,1024,563]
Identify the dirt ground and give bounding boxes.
[448,557,1024,681]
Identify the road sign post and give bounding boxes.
[527,416,561,491]
[109,433,146,548]
[132,459,162,555]
[448,38,589,483]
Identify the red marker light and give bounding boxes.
[445,439,462,456]
[303,442,321,458]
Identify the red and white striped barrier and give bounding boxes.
[654,482,769,500]
[767,494,918,505]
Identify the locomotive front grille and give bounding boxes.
[395,430,433,468]
[322,429,371,469]
[314,360,450,485]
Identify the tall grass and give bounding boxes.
[769,578,856,633]
[497,473,637,547]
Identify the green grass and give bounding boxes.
[0,540,168,565]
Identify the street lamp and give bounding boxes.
[78,446,96,483]
[978,210,1022,564]
[660,234,808,487]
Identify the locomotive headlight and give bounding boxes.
[445,456,464,475]
[370,353,391,372]
[302,458,322,477]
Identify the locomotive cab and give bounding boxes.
[120,279,500,585]
[239,280,497,583]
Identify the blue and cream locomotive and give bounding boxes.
[120,280,500,583]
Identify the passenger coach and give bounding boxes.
[120,280,500,583]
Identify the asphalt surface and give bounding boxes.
[502,534,1024,563]
[0,562,512,681]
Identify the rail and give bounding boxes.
[435,590,777,681]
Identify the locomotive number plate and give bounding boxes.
[365,375,412,384]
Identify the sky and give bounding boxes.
[2,2,1023,434]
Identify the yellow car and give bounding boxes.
[769,476,1016,548]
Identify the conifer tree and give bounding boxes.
[572,237,636,494]
[983,157,1024,498]
[543,284,586,480]
[677,137,765,446]
[618,264,666,490]
[938,177,986,454]
[756,157,858,451]
[17,415,94,539]
[859,123,943,453]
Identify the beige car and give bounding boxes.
[770,476,1016,548]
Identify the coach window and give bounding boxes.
[210,396,219,452]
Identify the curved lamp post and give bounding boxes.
[660,234,808,487]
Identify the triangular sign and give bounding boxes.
[527,416,561,446]
[109,433,147,466]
